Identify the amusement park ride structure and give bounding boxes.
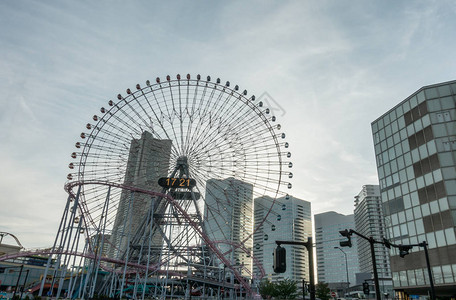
[2,74,293,299]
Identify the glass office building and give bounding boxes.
[371,80,456,297]
[204,177,254,277]
[314,211,360,289]
[254,195,312,283]
[354,185,393,297]
[354,185,391,279]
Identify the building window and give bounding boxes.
[408,125,434,150]
[404,101,428,126]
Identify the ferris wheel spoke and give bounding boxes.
[79,134,129,153]
[90,125,134,146]
[154,82,183,153]
[186,100,263,155]
[123,92,151,127]
[104,103,145,136]
[198,82,219,120]
[143,84,181,155]
[165,81,185,154]
[138,88,175,143]
[183,104,216,151]
[182,81,197,154]
[188,90,243,144]
[177,83,186,154]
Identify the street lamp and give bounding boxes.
[334,247,349,288]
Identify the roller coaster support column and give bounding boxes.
[276,237,315,300]
[20,269,30,299]
[12,265,24,299]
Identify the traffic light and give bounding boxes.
[362,282,369,295]
[399,245,413,258]
[273,245,286,273]
[339,229,352,247]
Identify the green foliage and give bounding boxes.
[259,278,298,300]
[259,279,277,299]
[275,278,298,299]
[315,282,331,300]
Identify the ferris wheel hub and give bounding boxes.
[177,156,188,165]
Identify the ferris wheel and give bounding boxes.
[58,74,292,299]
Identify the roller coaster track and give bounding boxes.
[0,232,24,248]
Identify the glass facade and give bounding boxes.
[205,177,254,277]
[354,185,391,279]
[254,195,312,283]
[371,80,456,296]
[314,212,360,287]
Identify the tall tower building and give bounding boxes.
[371,80,456,297]
[204,177,254,277]
[253,195,312,283]
[110,131,172,258]
[354,185,392,295]
[314,211,359,290]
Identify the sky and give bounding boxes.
[1,0,455,249]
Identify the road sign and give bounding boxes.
[331,291,337,298]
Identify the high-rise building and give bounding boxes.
[371,80,456,297]
[204,177,254,277]
[254,195,312,283]
[354,185,393,296]
[110,131,172,258]
[314,212,359,290]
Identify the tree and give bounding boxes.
[316,282,330,300]
[259,279,277,299]
[259,278,298,300]
[275,278,298,299]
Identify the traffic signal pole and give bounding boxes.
[339,230,382,300]
[275,237,315,300]
[422,242,436,300]
[387,240,435,300]
[369,237,381,300]
[340,229,437,300]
